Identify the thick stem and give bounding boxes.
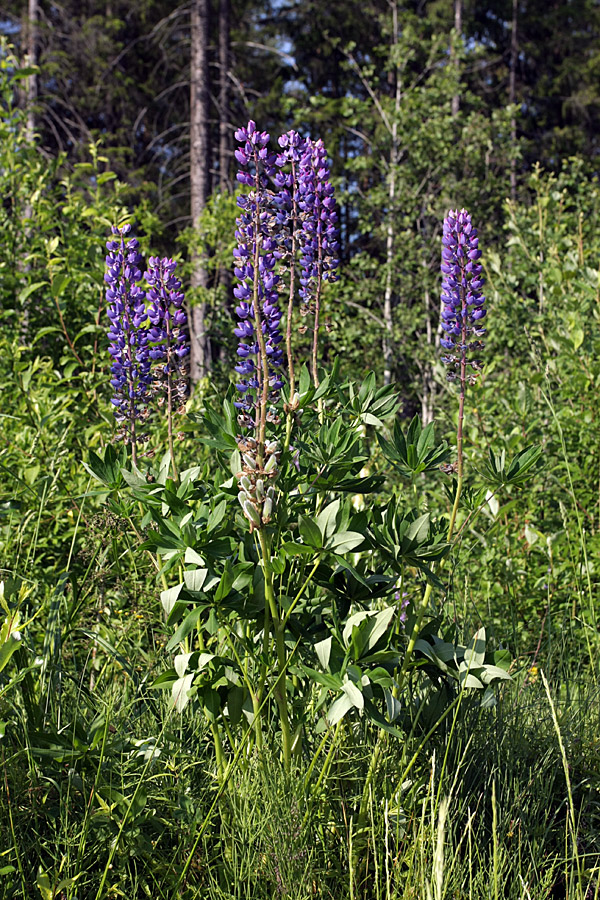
[284,160,299,452]
[447,258,468,540]
[311,238,323,390]
[165,319,178,480]
[251,164,271,467]
[286,158,299,400]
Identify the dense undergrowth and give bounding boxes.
[1,43,600,900]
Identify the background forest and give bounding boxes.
[1,1,600,898]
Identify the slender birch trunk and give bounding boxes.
[451,0,462,117]
[382,0,400,386]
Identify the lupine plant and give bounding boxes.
[87,124,542,833]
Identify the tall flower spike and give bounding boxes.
[296,139,339,386]
[144,256,189,478]
[105,225,151,462]
[274,130,309,408]
[439,208,486,387]
[233,121,285,435]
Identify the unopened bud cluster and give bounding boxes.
[236,437,281,531]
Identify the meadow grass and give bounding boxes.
[2,597,600,899]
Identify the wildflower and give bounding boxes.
[297,139,339,309]
[275,130,309,398]
[394,587,410,627]
[233,121,285,431]
[439,208,486,386]
[144,256,189,414]
[105,225,152,457]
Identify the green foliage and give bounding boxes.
[2,8,600,897]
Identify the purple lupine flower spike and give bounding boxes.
[233,121,285,431]
[296,139,339,386]
[233,121,287,530]
[440,208,486,385]
[297,139,339,310]
[144,256,189,411]
[105,225,152,458]
[274,130,309,404]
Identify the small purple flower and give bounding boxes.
[440,209,486,385]
[105,225,152,450]
[395,588,410,627]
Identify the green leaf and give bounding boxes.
[161,582,184,617]
[315,500,340,542]
[342,677,364,710]
[19,282,48,305]
[36,870,52,900]
[315,636,333,670]
[184,568,208,593]
[203,687,221,722]
[298,516,322,548]
[207,499,227,533]
[172,674,194,713]
[281,541,315,556]
[405,513,430,544]
[327,692,354,726]
[215,561,235,602]
[463,627,486,668]
[479,664,512,684]
[184,547,205,566]
[302,666,342,691]
[329,531,364,553]
[51,273,71,297]
[166,608,202,651]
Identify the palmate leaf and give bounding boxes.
[481,445,544,487]
[377,415,450,479]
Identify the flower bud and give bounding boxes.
[243,453,257,470]
[262,496,273,522]
[263,454,278,475]
[242,500,261,526]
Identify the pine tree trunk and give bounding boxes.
[509,0,518,202]
[189,0,211,384]
[218,0,230,190]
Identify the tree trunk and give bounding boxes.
[382,0,400,386]
[509,0,518,202]
[217,0,232,368]
[451,0,462,117]
[189,0,212,384]
[26,0,38,141]
[218,0,230,190]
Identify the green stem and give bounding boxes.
[302,719,344,830]
[211,721,226,781]
[257,527,292,771]
[446,474,463,544]
[281,555,321,628]
[358,580,434,829]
